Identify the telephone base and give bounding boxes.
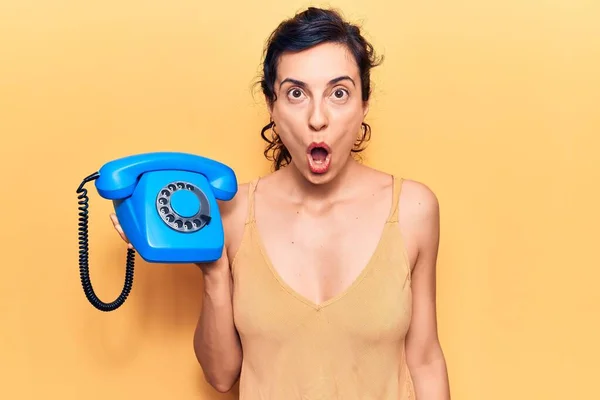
[111,170,228,264]
[130,245,223,265]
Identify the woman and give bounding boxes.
[112,7,450,399]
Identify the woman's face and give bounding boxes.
[269,42,368,184]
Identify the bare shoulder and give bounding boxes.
[399,179,440,223]
[217,181,252,257]
[398,179,440,258]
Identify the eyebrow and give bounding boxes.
[279,75,356,90]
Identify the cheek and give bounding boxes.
[337,101,365,124]
[331,105,364,143]
[273,104,305,131]
[274,115,304,150]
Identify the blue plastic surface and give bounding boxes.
[170,190,200,218]
[94,152,238,264]
[95,152,237,201]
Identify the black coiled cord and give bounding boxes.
[77,172,135,312]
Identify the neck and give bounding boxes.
[281,155,364,203]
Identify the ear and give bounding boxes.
[362,101,370,118]
[265,95,274,115]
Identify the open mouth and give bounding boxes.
[306,142,332,174]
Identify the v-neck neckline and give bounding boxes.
[248,175,399,311]
[251,220,394,311]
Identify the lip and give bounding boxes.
[306,141,332,174]
[306,141,331,154]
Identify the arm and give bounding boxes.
[193,198,243,393]
[403,182,451,399]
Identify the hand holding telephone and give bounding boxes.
[76,152,237,312]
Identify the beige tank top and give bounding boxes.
[231,176,415,399]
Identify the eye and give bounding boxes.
[287,88,305,100]
[331,88,349,100]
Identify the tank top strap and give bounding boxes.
[387,176,404,223]
[245,178,260,224]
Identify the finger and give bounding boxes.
[114,222,126,239]
[116,223,133,249]
[109,213,129,242]
[109,213,120,228]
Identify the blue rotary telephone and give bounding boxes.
[76,152,237,312]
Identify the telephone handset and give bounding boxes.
[76,152,238,312]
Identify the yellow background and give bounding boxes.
[1,0,599,399]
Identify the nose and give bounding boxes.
[308,100,329,131]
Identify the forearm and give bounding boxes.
[194,268,242,393]
[409,353,451,400]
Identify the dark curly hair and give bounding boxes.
[257,7,383,171]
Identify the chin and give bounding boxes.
[303,171,335,185]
